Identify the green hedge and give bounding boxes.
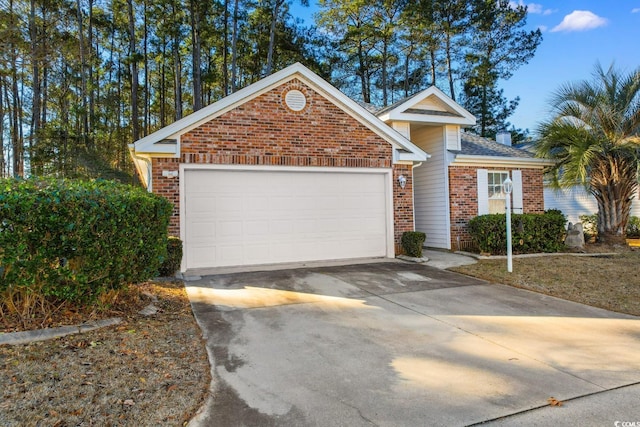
[627,216,640,238]
[401,231,426,257]
[467,210,566,255]
[0,178,172,303]
[159,237,183,277]
[580,214,640,239]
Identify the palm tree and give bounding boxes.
[536,64,640,245]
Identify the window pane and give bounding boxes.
[489,198,506,214]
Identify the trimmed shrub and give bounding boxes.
[159,237,183,277]
[0,178,172,303]
[579,213,640,239]
[467,210,566,255]
[579,213,598,242]
[401,231,427,257]
[627,216,640,238]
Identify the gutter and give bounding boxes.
[450,154,555,168]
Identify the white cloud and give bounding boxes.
[509,1,554,15]
[527,2,543,13]
[632,8,640,13]
[551,10,608,32]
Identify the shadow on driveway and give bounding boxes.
[185,261,640,426]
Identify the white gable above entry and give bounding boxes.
[376,86,476,126]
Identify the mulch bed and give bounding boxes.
[0,281,210,426]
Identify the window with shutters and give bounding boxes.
[488,171,509,214]
[477,169,523,216]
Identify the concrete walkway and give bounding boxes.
[185,261,640,426]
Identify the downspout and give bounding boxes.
[411,162,423,230]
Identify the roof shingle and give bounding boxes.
[457,132,534,158]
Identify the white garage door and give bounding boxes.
[183,168,390,270]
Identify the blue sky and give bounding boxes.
[290,1,640,134]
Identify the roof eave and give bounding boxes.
[381,111,476,126]
[450,154,555,168]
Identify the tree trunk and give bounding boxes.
[230,0,240,92]
[0,78,6,177]
[222,0,229,96]
[172,2,183,120]
[381,41,388,106]
[29,0,41,147]
[445,33,455,101]
[88,0,94,134]
[357,41,369,103]
[143,0,149,135]
[127,0,140,141]
[266,0,284,76]
[429,49,436,86]
[591,155,637,245]
[9,0,23,177]
[76,0,90,146]
[190,0,202,111]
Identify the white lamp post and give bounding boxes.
[503,177,513,273]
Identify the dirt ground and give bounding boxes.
[0,281,210,426]
[450,247,640,317]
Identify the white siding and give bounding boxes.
[412,125,450,249]
[545,186,640,224]
[445,125,460,151]
[391,121,411,139]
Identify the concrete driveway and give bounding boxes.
[185,260,640,426]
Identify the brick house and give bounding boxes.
[129,63,549,271]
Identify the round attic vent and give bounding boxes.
[285,90,307,111]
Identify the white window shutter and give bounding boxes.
[477,169,489,215]
[512,170,524,214]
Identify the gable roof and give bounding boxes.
[375,86,476,126]
[450,132,554,168]
[130,63,428,163]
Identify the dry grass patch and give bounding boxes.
[450,249,640,317]
[0,281,210,426]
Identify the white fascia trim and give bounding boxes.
[451,155,554,168]
[377,86,476,126]
[382,112,476,126]
[394,149,430,163]
[128,144,153,191]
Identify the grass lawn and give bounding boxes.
[450,249,640,317]
[0,281,210,426]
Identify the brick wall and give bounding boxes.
[448,165,545,250]
[151,78,414,250]
[393,164,414,254]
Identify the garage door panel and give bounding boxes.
[184,169,389,269]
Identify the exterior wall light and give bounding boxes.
[398,175,407,189]
[503,177,513,273]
